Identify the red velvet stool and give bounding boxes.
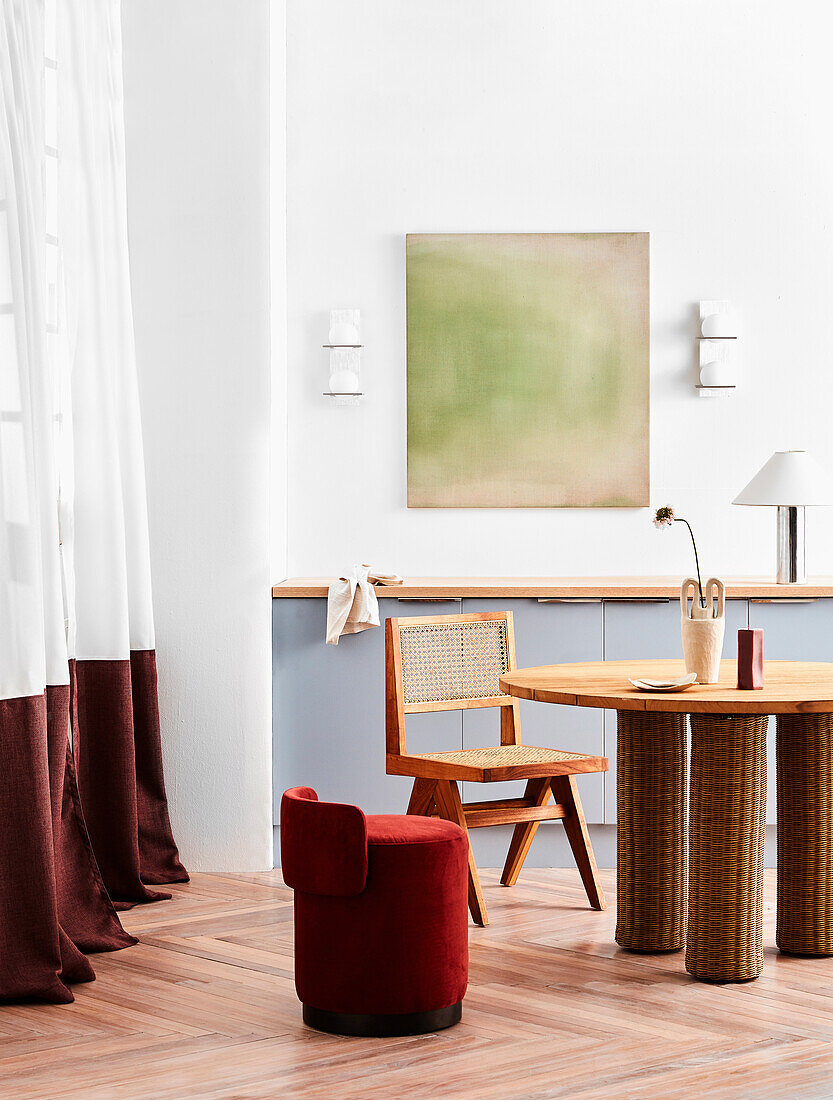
[280,787,469,1036]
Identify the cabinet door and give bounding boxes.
[273,598,462,820]
[748,598,833,822]
[460,599,605,865]
[602,598,749,822]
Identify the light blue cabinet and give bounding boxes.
[601,599,749,822]
[272,598,463,819]
[748,599,833,658]
[273,593,830,849]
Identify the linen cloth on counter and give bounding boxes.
[326,565,403,645]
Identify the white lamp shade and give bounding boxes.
[733,450,832,506]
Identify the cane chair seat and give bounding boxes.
[388,744,607,783]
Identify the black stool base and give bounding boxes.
[303,1000,462,1037]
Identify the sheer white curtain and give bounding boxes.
[58,0,155,665]
[0,0,67,701]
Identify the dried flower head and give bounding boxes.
[654,506,675,529]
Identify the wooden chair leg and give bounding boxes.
[406,778,436,817]
[434,779,489,927]
[550,775,606,912]
[500,778,552,887]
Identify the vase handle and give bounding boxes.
[704,576,725,619]
[680,578,700,619]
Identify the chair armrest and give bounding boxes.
[280,787,368,896]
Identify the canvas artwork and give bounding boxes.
[406,232,649,508]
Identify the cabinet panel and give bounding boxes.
[748,599,833,659]
[748,598,833,822]
[273,598,462,819]
[460,599,605,866]
[602,599,749,822]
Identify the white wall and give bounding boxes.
[285,0,833,581]
[123,0,273,869]
[272,0,288,580]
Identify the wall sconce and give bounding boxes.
[697,299,739,397]
[324,309,362,407]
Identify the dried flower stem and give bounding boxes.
[675,518,705,607]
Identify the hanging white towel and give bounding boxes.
[326,565,403,645]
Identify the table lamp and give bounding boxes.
[733,450,831,584]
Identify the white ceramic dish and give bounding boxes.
[628,674,698,693]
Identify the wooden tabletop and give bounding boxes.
[500,660,833,714]
[272,576,833,599]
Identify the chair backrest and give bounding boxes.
[385,612,520,757]
[280,786,368,897]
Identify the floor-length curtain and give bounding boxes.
[57,0,187,904]
[0,0,186,1004]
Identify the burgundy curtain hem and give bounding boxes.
[131,650,189,886]
[58,740,138,949]
[73,652,188,903]
[0,690,134,1004]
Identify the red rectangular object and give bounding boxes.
[737,629,764,689]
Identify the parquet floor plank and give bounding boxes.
[2,869,833,1098]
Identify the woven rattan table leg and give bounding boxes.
[615,710,686,952]
[777,713,833,956]
[686,714,767,982]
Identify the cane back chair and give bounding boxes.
[385,611,607,926]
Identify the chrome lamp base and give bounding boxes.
[777,505,806,584]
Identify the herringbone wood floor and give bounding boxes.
[2,870,833,1099]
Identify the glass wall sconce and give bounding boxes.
[324,309,362,407]
[697,299,739,397]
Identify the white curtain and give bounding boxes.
[0,1,66,700]
[0,0,154,701]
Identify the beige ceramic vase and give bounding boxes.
[681,577,725,684]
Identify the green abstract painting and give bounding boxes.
[406,232,649,508]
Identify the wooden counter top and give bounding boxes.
[272,576,833,599]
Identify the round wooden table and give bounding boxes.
[499,659,833,983]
